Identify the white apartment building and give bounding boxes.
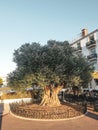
[71,29,98,90]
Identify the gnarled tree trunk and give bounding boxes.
[40,86,51,106]
[40,85,62,107]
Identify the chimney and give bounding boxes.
[81,29,88,37]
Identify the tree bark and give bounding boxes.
[40,85,62,107]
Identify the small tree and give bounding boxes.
[0,78,3,87]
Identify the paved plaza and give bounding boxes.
[0,103,98,130]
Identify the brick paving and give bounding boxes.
[0,104,98,130]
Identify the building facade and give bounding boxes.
[71,29,98,90]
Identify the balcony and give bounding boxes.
[74,46,82,52]
[87,53,97,61]
[86,40,96,48]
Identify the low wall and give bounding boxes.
[0,98,32,104]
[10,102,87,120]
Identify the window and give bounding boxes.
[77,42,81,48]
[94,79,98,85]
[93,62,97,70]
[91,61,97,70]
[89,35,95,41]
[89,48,96,54]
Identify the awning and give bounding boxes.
[92,72,98,79]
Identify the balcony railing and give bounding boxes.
[86,40,96,48]
[87,53,97,60]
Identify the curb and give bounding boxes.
[0,111,10,117]
[0,103,10,117]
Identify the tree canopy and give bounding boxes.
[7,40,93,91]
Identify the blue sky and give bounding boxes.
[0,0,98,77]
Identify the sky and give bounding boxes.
[0,0,98,77]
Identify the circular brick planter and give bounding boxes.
[10,102,87,120]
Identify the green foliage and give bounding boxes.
[70,76,82,87]
[7,40,93,91]
[0,77,3,86]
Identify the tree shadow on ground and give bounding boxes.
[86,111,98,120]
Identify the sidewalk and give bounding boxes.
[0,103,10,116]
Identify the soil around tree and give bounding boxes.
[10,102,86,120]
